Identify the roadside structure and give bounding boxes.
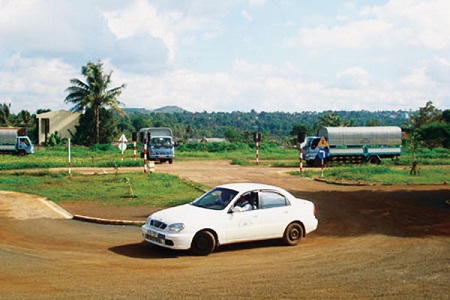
[36,110,80,145]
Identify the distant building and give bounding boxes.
[36,110,80,145]
[201,137,228,143]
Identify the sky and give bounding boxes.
[0,0,449,114]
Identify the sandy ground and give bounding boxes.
[1,161,449,299]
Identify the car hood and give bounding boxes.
[150,204,220,225]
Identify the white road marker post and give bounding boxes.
[68,138,71,175]
[321,158,324,178]
[118,134,127,162]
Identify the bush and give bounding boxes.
[89,144,116,151]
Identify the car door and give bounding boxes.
[224,192,260,243]
[253,190,292,238]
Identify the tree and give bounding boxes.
[0,103,11,126]
[314,112,352,130]
[405,101,448,149]
[65,61,125,145]
[16,110,33,128]
[290,124,310,144]
[408,101,441,131]
[71,107,118,146]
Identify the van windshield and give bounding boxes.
[150,137,172,148]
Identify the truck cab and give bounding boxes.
[0,128,34,156]
[138,127,175,164]
[17,136,34,155]
[302,136,322,167]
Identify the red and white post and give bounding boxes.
[133,141,136,160]
[256,140,259,166]
[143,138,148,174]
[299,146,303,173]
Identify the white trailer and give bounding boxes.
[302,126,402,166]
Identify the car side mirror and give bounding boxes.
[232,206,242,213]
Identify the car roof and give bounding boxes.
[216,183,283,193]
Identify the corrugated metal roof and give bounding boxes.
[318,126,402,146]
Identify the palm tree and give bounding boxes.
[65,61,126,144]
[17,110,33,127]
[0,102,11,126]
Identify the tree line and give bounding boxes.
[1,61,448,149]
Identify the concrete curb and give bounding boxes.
[36,197,74,219]
[39,196,146,226]
[313,178,373,186]
[72,214,145,226]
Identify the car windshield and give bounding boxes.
[150,137,172,148]
[191,187,238,210]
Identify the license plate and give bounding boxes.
[145,230,163,243]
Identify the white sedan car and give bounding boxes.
[142,183,318,255]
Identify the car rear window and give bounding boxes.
[259,191,288,209]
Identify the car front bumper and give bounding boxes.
[142,224,192,250]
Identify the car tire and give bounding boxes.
[282,222,303,246]
[191,231,216,256]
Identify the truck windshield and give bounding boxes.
[19,138,30,146]
[150,137,172,148]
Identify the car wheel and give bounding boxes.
[282,223,303,246]
[191,231,216,256]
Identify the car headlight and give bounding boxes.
[167,223,185,233]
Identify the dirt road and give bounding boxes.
[1,161,449,299]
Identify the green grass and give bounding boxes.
[0,171,205,207]
[292,165,449,185]
[0,145,142,170]
[1,143,448,169]
[0,143,449,191]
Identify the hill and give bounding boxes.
[124,106,187,114]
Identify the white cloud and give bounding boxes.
[296,0,450,50]
[241,9,252,21]
[336,67,371,88]
[400,66,432,89]
[103,0,177,62]
[367,0,450,50]
[0,54,77,112]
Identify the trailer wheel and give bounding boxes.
[368,156,381,165]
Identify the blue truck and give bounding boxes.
[0,128,34,156]
[138,127,174,164]
[302,126,402,166]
